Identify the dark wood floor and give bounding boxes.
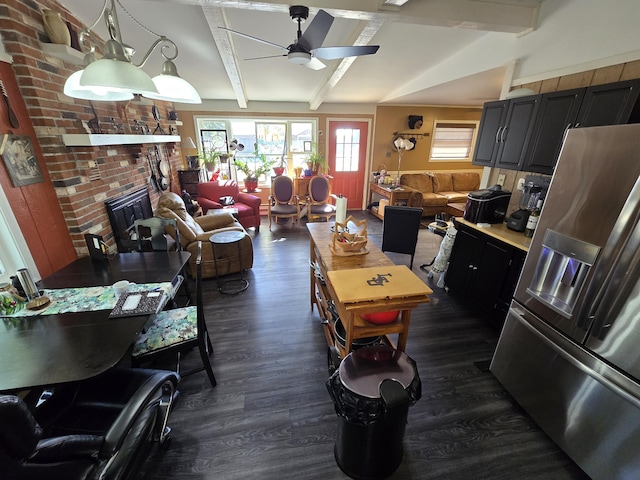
[134,211,590,480]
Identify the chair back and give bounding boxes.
[308,176,331,203]
[382,206,423,269]
[0,395,42,462]
[134,217,181,251]
[272,176,294,204]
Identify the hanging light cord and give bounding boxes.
[115,0,179,62]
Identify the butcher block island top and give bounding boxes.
[327,265,431,304]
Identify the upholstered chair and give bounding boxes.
[155,192,253,279]
[197,180,261,232]
[268,176,306,230]
[307,175,337,222]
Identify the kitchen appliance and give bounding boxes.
[506,208,529,231]
[490,124,640,480]
[463,185,511,224]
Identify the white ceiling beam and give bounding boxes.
[203,6,248,108]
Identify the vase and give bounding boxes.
[273,167,285,176]
[244,178,258,192]
[42,9,71,46]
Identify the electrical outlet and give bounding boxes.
[517,178,525,191]
[497,174,506,186]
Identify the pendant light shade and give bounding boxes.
[64,69,134,101]
[79,39,158,97]
[145,60,202,104]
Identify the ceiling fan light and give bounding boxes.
[289,51,311,65]
[64,70,133,101]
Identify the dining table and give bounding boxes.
[0,251,190,393]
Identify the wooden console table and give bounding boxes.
[308,222,431,371]
[368,182,413,220]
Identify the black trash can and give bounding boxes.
[326,345,421,480]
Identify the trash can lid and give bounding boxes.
[338,346,416,399]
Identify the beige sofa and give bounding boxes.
[400,171,480,216]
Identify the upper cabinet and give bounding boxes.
[472,95,540,170]
[473,79,640,175]
[472,100,508,167]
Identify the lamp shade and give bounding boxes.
[144,59,202,104]
[80,57,159,97]
[184,137,197,149]
[64,70,134,101]
[146,74,202,104]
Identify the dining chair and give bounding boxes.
[131,241,217,387]
[134,217,191,305]
[133,217,181,252]
[307,175,337,222]
[268,175,305,230]
[381,206,424,269]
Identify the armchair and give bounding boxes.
[197,180,261,232]
[1,367,179,480]
[155,192,254,279]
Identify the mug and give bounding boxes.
[112,280,131,299]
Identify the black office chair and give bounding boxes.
[0,367,179,480]
[381,206,423,269]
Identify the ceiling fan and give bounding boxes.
[220,5,380,70]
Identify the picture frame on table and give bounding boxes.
[0,134,44,187]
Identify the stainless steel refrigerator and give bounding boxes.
[490,123,640,480]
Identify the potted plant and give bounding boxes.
[304,145,327,176]
[234,143,276,192]
[199,147,221,172]
[273,156,286,176]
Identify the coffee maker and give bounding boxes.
[507,182,543,231]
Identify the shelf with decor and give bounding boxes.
[61,134,181,146]
[41,43,85,65]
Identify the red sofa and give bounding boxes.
[197,180,262,232]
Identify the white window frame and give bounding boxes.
[428,120,479,162]
[195,116,317,184]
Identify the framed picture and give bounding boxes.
[303,141,312,152]
[0,134,44,187]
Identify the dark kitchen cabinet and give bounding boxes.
[472,100,508,167]
[494,95,540,170]
[523,80,640,174]
[523,88,585,174]
[445,222,526,328]
[472,95,539,170]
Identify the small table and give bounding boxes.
[209,231,249,294]
[206,207,239,218]
[368,182,413,220]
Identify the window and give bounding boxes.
[334,128,360,172]
[195,117,316,183]
[429,121,479,162]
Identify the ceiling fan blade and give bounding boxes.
[304,57,326,70]
[244,54,288,61]
[219,26,288,52]
[298,9,333,51]
[313,45,380,60]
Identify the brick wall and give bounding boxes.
[0,0,183,258]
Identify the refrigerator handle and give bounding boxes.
[575,176,640,336]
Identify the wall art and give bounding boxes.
[0,134,44,187]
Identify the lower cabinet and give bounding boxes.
[445,223,526,328]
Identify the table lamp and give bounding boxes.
[184,137,199,168]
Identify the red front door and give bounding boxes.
[328,120,369,210]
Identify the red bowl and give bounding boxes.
[361,310,400,325]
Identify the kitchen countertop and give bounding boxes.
[454,217,531,252]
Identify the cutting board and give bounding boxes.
[327,265,432,304]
